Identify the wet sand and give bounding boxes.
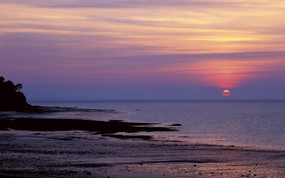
[0,117,285,177]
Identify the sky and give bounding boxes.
[1,0,285,100]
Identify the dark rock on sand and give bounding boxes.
[170,123,182,127]
[0,118,176,134]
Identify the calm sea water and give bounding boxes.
[22,100,285,150]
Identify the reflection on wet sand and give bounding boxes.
[0,129,284,178]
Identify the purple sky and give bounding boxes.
[1,0,285,100]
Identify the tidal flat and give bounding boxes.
[1,105,285,177]
[0,122,285,178]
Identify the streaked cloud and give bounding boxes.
[0,0,257,8]
[1,0,284,9]
[0,0,285,98]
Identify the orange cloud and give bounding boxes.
[1,1,285,56]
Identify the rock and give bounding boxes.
[171,123,182,127]
[83,171,91,175]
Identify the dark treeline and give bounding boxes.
[0,76,30,111]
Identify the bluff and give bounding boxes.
[0,76,30,111]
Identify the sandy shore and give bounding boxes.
[1,128,285,178]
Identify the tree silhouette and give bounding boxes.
[0,76,29,111]
[0,76,4,83]
[16,83,23,91]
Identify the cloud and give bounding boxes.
[1,1,285,56]
[1,0,284,10]
[0,0,246,9]
[1,0,285,97]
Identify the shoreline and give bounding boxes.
[3,103,285,151]
[1,116,283,152]
[0,117,177,141]
[1,106,284,177]
[1,129,285,178]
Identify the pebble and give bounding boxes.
[83,171,91,175]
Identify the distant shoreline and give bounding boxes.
[29,99,285,102]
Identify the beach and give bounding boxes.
[2,0,285,177]
[1,118,285,178]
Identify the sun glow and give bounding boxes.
[222,89,231,97]
[164,59,283,89]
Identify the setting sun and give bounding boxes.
[222,89,231,97]
[1,1,285,177]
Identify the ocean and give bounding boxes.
[13,100,285,150]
